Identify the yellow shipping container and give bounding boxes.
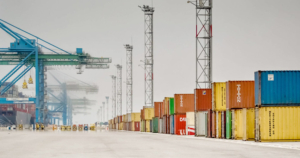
[119,122,123,130]
[131,113,141,122]
[164,97,171,115]
[144,107,154,120]
[212,82,226,111]
[232,108,255,140]
[216,111,222,138]
[122,115,126,122]
[145,120,151,132]
[256,107,300,142]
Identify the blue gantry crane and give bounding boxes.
[0,19,111,125]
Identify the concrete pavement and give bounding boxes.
[0,130,299,158]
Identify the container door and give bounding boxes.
[150,120,153,132]
[198,112,206,136]
[205,112,208,137]
[207,110,212,138]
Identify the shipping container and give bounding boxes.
[145,120,151,132]
[226,110,232,139]
[134,122,140,131]
[130,112,141,122]
[186,112,195,135]
[170,115,174,134]
[154,102,162,117]
[116,123,119,130]
[119,122,123,130]
[164,97,172,116]
[123,114,126,122]
[226,81,255,109]
[174,114,187,135]
[141,109,144,120]
[195,111,207,136]
[195,89,212,111]
[216,111,222,138]
[221,111,226,139]
[255,106,300,142]
[141,120,144,132]
[169,98,175,115]
[150,120,153,132]
[212,82,226,111]
[158,119,163,133]
[174,94,194,114]
[160,102,164,118]
[152,117,159,133]
[118,116,123,123]
[167,116,170,134]
[163,115,167,134]
[232,108,255,140]
[127,113,132,122]
[207,110,213,138]
[212,111,216,138]
[255,71,300,106]
[143,106,154,120]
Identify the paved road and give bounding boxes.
[0,130,299,158]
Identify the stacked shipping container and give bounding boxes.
[195,89,212,137]
[212,82,226,138]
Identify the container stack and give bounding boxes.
[143,106,154,132]
[173,94,194,135]
[140,109,144,132]
[226,81,255,140]
[163,97,171,134]
[169,98,175,134]
[123,114,128,131]
[195,89,212,137]
[255,71,300,142]
[118,115,123,130]
[153,102,162,133]
[212,82,227,139]
[129,112,140,131]
[158,102,163,133]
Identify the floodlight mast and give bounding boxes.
[124,44,133,113]
[139,5,155,107]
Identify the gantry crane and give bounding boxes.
[0,19,112,125]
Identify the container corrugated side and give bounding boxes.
[232,108,255,140]
[152,117,159,133]
[174,94,194,114]
[256,106,300,142]
[145,120,150,132]
[154,102,162,117]
[160,101,164,118]
[226,81,255,109]
[164,97,171,116]
[170,115,174,134]
[134,121,140,131]
[255,71,300,106]
[195,111,207,136]
[131,112,140,122]
[144,107,154,120]
[186,112,195,127]
[174,114,186,135]
[212,82,226,111]
[169,98,175,115]
[195,89,212,111]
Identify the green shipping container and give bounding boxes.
[226,110,232,139]
[152,117,159,133]
[169,98,175,115]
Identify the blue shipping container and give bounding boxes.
[170,115,174,134]
[255,70,300,106]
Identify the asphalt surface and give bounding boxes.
[0,129,300,158]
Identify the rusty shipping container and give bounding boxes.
[174,114,187,135]
[195,89,212,111]
[207,110,213,138]
[163,115,167,134]
[227,81,255,109]
[160,101,164,118]
[167,116,170,134]
[174,94,194,114]
[154,102,162,117]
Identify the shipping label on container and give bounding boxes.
[174,94,194,114]
[213,82,226,111]
[226,81,255,109]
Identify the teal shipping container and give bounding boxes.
[152,117,159,133]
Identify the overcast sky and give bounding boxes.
[1,0,300,123]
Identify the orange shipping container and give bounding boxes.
[154,102,162,117]
[160,101,164,118]
[195,89,212,111]
[164,97,171,116]
[226,81,255,109]
[141,109,144,120]
[174,94,194,114]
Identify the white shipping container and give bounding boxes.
[158,119,163,133]
[196,111,207,136]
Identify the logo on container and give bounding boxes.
[180,95,183,107]
[180,129,186,135]
[237,84,241,102]
[180,117,186,122]
[202,91,206,95]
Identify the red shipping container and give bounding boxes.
[212,112,216,138]
[226,81,255,109]
[160,102,164,118]
[174,94,194,114]
[174,114,187,135]
[154,102,162,117]
[134,122,140,131]
[207,110,212,138]
[167,116,170,134]
[195,89,212,111]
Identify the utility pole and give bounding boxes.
[116,65,122,116]
[139,5,154,107]
[125,44,133,113]
[111,75,116,119]
[188,0,212,88]
[105,96,109,121]
[102,102,105,122]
